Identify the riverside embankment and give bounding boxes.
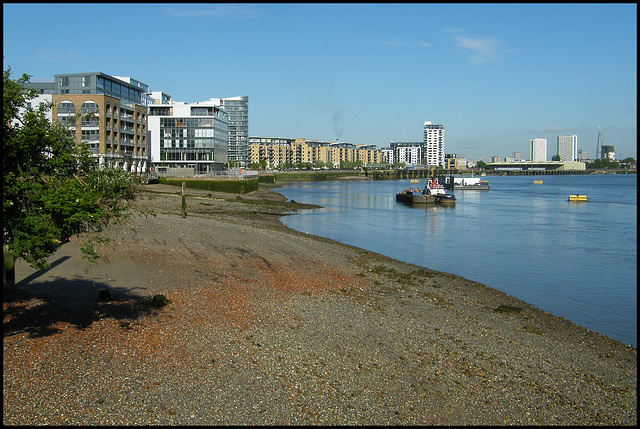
[4,183,636,425]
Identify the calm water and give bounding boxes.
[278,174,637,347]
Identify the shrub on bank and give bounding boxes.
[258,174,276,184]
[158,177,259,194]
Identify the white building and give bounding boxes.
[389,142,423,166]
[395,145,422,166]
[380,148,394,164]
[14,93,52,126]
[557,134,578,161]
[424,121,445,167]
[148,99,228,174]
[530,138,547,162]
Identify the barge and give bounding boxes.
[396,177,456,205]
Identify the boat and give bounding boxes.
[427,177,456,204]
[396,177,456,205]
[568,195,587,202]
[439,175,489,191]
[534,180,543,184]
[395,187,436,204]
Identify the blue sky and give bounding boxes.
[3,3,637,160]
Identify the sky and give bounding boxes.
[3,3,637,160]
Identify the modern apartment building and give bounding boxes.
[557,134,578,161]
[530,138,547,162]
[424,121,445,167]
[249,137,297,167]
[577,149,589,161]
[207,96,249,167]
[390,142,423,166]
[24,72,151,173]
[380,148,394,164]
[148,99,228,174]
[444,153,467,170]
[248,138,384,168]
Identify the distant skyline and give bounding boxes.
[3,3,637,160]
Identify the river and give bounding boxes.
[277,174,637,347]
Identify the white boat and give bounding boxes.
[425,177,456,204]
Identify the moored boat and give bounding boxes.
[396,188,435,204]
[568,194,587,202]
[439,175,489,190]
[396,177,456,205]
[427,177,456,204]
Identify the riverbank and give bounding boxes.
[3,184,636,425]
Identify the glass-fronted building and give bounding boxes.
[209,96,248,167]
[148,100,228,174]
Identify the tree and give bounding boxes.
[3,68,137,292]
[586,158,620,169]
[552,155,561,161]
[476,160,487,169]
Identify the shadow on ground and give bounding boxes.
[3,277,162,339]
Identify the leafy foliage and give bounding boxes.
[586,158,621,169]
[3,68,136,270]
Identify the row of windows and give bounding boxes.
[55,101,146,121]
[160,118,219,128]
[96,77,142,102]
[161,152,219,161]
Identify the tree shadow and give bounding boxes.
[15,256,71,287]
[3,277,163,339]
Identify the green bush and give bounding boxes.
[158,177,258,194]
[275,171,328,182]
[258,174,276,184]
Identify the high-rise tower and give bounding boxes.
[423,121,445,167]
[530,138,547,162]
[596,127,604,160]
[557,134,578,161]
[210,96,249,167]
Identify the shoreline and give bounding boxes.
[4,184,637,425]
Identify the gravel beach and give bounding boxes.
[4,183,637,425]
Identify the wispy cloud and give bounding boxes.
[164,5,259,20]
[454,34,502,64]
[35,50,82,63]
